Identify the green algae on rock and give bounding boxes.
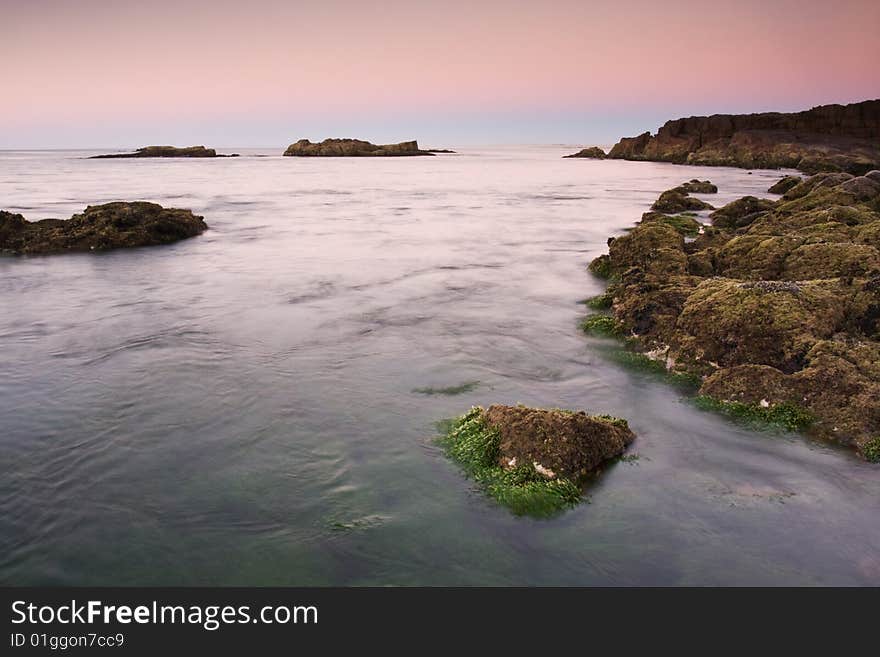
[651,188,714,213]
[440,405,635,517]
[0,202,208,255]
[585,170,880,460]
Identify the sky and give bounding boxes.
[2,0,878,148]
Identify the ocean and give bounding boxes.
[1,146,878,585]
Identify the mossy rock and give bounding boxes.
[640,211,702,236]
[581,314,626,337]
[782,243,880,280]
[768,176,802,195]
[716,234,806,280]
[608,223,687,277]
[676,179,717,194]
[588,253,613,279]
[586,171,880,458]
[710,196,775,229]
[652,189,714,213]
[674,279,846,372]
[440,405,635,516]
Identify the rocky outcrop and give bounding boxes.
[586,171,880,461]
[91,146,236,159]
[651,187,714,213]
[768,175,803,194]
[283,138,437,157]
[677,179,718,194]
[482,405,635,481]
[564,146,606,159]
[0,202,207,254]
[607,100,880,174]
[441,405,635,515]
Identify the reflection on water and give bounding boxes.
[1,147,878,585]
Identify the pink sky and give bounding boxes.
[2,0,878,147]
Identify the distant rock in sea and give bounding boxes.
[283,138,440,157]
[0,202,207,255]
[91,146,238,159]
[606,99,880,174]
[563,146,606,159]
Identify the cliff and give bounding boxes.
[607,100,880,174]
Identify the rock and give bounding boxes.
[677,179,717,194]
[674,278,845,373]
[0,202,207,254]
[588,169,880,459]
[837,174,880,201]
[91,146,229,159]
[441,405,635,516]
[606,99,880,174]
[282,138,436,157]
[768,175,802,194]
[608,222,688,277]
[639,211,703,236]
[607,132,651,159]
[710,196,775,229]
[564,146,606,159]
[651,188,714,213]
[481,405,635,481]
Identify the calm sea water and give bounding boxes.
[1,146,878,585]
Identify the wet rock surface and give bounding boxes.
[441,405,636,516]
[0,202,207,254]
[283,138,438,157]
[483,404,635,481]
[587,174,880,460]
[606,99,880,174]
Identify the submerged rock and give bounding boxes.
[606,99,880,174]
[564,146,606,159]
[283,138,437,157]
[441,405,635,516]
[91,146,235,158]
[586,171,880,460]
[0,202,207,255]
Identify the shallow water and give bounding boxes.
[1,146,878,586]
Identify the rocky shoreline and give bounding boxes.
[0,202,208,254]
[604,100,880,175]
[91,146,237,159]
[584,171,880,461]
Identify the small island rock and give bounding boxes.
[91,146,235,159]
[283,138,437,157]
